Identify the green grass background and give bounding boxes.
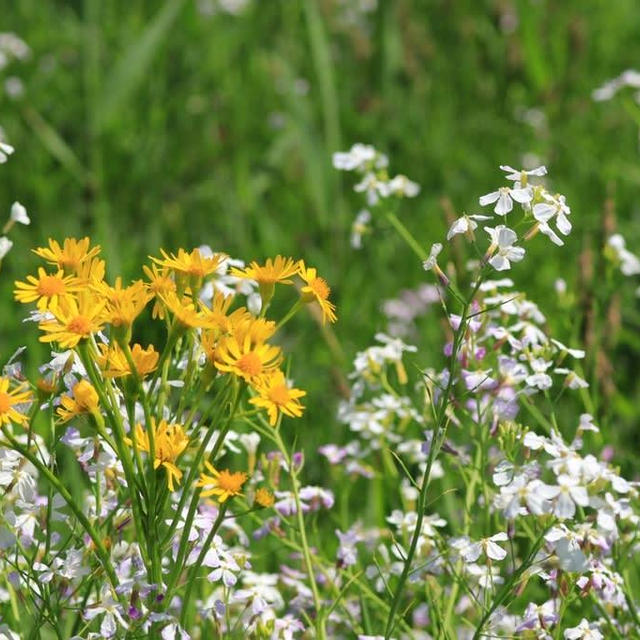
[2,0,640,469]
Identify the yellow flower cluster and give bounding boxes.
[11,238,336,504]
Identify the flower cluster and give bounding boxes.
[0,238,339,638]
[333,143,420,249]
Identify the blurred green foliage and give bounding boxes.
[1,0,640,467]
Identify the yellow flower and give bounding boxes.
[196,462,247,502]
[230,256,300,302]
[249,371,306,426]
[150,248,225,294]
[254,488,275,508]
[127,420,188,491]
[96,343,159,379]
[39,293,107,348]
[75,257,107,286]
[33,237,101,274]
[159,292,210,330]
[202,292,249,335]
[143,264,176,319]
[298,261,337,324]
[96,278,152,329]
[14,268,79,311]
[57,380,100,422]
[214,336,282,383]
[0,377,32,427]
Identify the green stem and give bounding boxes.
[274,429,326,639]
[384,275,485,638]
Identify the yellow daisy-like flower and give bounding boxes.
[96,343,159,379]
[127,420,188,492]
[159,292,210,330]
[0,377,32,427]
[39,293,107,349]
[196,462,247,502]
[57,380,100,422]
[14,268,79,311]
[214,335,282,383]
[151,248,224,277]
[96,278,152,329]
[298,261,337,324]
[33,237,101,274]
[231,256,300,284]
[254,488,275,508]
[249,370,306,426]
[75,257,107,287]
[143,264,176,319]
[230,256,300,302]
[201,292,248,335]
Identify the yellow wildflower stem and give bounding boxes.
[118,340,164,587]
[275,300,302,332]
[162,379,241,593]
[77,341,151,569]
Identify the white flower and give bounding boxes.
[593,69,640,101]
[545,525,588,572]
[0,141,15,163]
[554,368,589,389]
[533,193,571,245]
[351,209,371,249]
[422,243,442,271]
[607,234,640,275]
[484,226,525,271]
[332,143,387,172]
[0,236,12,259]
[9,201,30,225]
[446,214,491,240]
[541,474,589,519]
[460,532,509,562]
[564,618,603,639]
[383,174,420,198]
[354,172,384,206]
[500,164,547,182]
[496,476,550,518]
[479,185,532,215]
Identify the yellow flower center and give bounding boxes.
[309,277,330,300]
[37,275,66,297]
[236,352,262,377]
[217,469,247,494]
[268,383,292,406]
[67,315,92,336]
[0,392,11,414]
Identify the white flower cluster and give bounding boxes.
[333,143,420,249]
[425,164,572,282]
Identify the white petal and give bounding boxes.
[462,542,483,563]
[479,191,500,206]
[495,192,513,216]
[555,492,576,519]
[509,187,532,203]
[447,218,468,240]
[489,255,510,271]
[569,485,589,507]
[486,540,507,561]
[533,203,555,222]
[497,226,518,247]
[556,212,572,235]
